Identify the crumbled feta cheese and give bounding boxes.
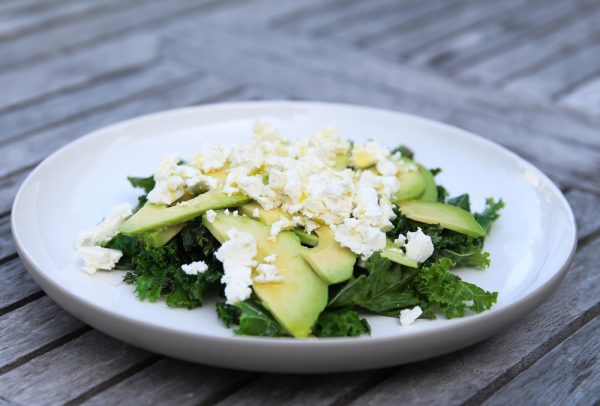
[181,260,208,275]
[224,209,230,216]
[252,208,260,218]
[78,246,123,275]
[263,254,277,263]
[205,209,217,223]
[334,217,387,259]
[394,234,407,247]
[404,228,434,263]
[254,263,284,283]
[191,143,230,172]
[232,210,239,216]
[302,170,355,225]
[78,203,132,247]
[400,306,423,327]
[270,215,296,238]
[214,228,257,304]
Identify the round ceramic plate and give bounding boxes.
[12,101,576,373]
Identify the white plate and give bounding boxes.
[12,101,576,373]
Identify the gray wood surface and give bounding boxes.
[1,0,599,404]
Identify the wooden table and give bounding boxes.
[1,1,599,404]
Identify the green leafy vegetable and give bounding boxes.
[391,145,414,160]
[313,309,370,337]
[216,301,285,337]
[475,198,505,234]
[447,194,471,212]
[127,175,155,212]
[105,218,223,308]
[216,303,240,327]
[416,258,497,318]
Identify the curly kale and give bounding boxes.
[217,300,285,337]
[127,175,155,212]
[104,218,223,309]
[313,309,370,337]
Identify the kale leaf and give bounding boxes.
[390,145,414,160]
[416,258,497,318]
[475,198,505,234]
[217,300,285,337]
[313,309,370,337]
[127,175,155,212]
[446,193,471,212]
[105,218,223,309]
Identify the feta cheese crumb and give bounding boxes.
[78,246,123,275]
[254,263,284,283]
[393,234,407,247]
[400,305,423,327]
[232,210,239,216]
[205,209,217,223]
[334,217,386,259]
[78,203,132,247]
[404,228,434,263]
[252,208,260,218]
[214,228,257,304]
[270,215,296,238]
[263,254,277,263]
[181,260,208,275]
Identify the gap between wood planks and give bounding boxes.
[0,0,249,75]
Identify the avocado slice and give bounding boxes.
[239,203,319,247]
[295,229,319,247]
[142,224,186,247]
[418,165,438,202]
[119,190,250,235]
[203,211,328,338]
[380,241,418,268]
[399,200,485,237]
[391,159,426,203]
[301,226,356,285]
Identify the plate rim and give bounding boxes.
[11,100,577,350]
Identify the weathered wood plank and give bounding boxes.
[0,296,85,371]
[485,316,600,406]
[0,258,39,311]
[366,0,524,55]
[0,168,30,216]
[411,0,588,71]
[0,330,153,405]
[559,76,600,115]
[0,0,135,41]
[566,189,600,242]
[504,41,600,99]
[333,0,466,46]
[0,61,189,144]
[83,359,248,406]
[0,75,239,179]
[0,0,226,72]
[0,215,14,260]
[0,33,158,112]
[343,236,600,405]
[458,6,600,85]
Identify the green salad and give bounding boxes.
[77,123,503,338]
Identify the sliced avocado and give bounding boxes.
[295,229,319,247]
[418,165,438,202]
[301,227,356,285]
[239,202,287,225]
[203,211,328,338]
[142,224,186,247]
[119,190,250,235]
[380,241,418,268]
[334,145,351,169]
[391,160,426,203]
[399,200,485,237]
[352,150,377,169]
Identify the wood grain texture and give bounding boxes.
[566,189,600,242]
[83,359,248,406]
[0,215,14,260]
[559,76,600,115]
[0,330,153,406]
[0,296,85,372]
[484,316,600,406]
[0,258,39,310]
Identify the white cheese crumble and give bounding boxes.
[404,228,434,263]
[252,208,260,218]
[181,260,208,275]
[78,246,123,275]
[78,203,132,247]
[205,209,217,223]
[254,263,284,283]
[400,305,423,327]
[270,215,296,238]
[214,228,257,304]
[334,217,387,260]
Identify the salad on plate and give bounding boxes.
[77,123,503,338]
